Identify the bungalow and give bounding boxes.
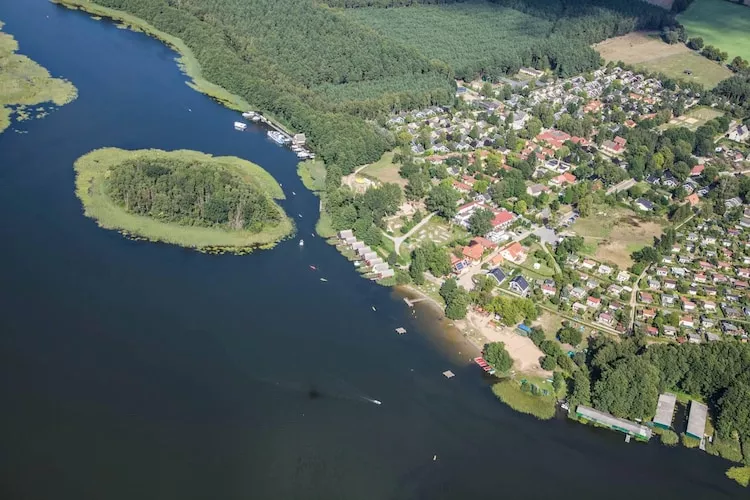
[648,279,661,290]
[663,279,677,290]
[694,273,707,284]
[701,316,715,328]
[656,267,668,277]
[728,124,749,143]
[616,271,630,283]
[682,300,696,312]
[703,301,717,312]
[663,325,677,337]
[635,198,654,211]
[607,284,623,296]
[572,302,587,313]
[662,294,677,306]
[738,268,750,279]
[510,275,530,296]
[452,180,472,194]
[688,333,701,344]
[680,316,695,329]
[639,292,654,304]
[581,259,597,270]
[597,312,615,326]
[641,308,656,319]
[541,283,557,296]
[527,184,550,197]
[597,264,613,276]
[587,296,602,309]
[646,326,659,336]
[686,193,700,207]
[488,267,507,285]
[571,287,587,300]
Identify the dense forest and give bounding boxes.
[570,335,750,450]
[70,0,680,172]
[106,157,283,231]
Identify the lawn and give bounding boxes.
[359,151,405,187]
[661,106,724,131]
[594,31,732,88]
[533,311,565,340]
[402,216,467,253]
[297,159,326,192]
[491,378,557,420]
[678,0,750,62]
[571,206,663,268]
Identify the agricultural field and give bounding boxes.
[678,0,750,62]
[345,3,552,76]
[594,32,733,88]
[571,206,663,268]
[662,106,724,131]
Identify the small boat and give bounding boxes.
[188,108,192,112]
[299,239,304,247]
[309,265,317,270]
[298,214,303,218]
[372,306,377,312]
[292,191,296,195]
[320,278,327,282]
[268,130,289,145]
[354,261,361,267]
[242,111,256,119]
[233,121,247,131]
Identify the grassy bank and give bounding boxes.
[51,0,250,113]
[491,379,557,420]
[726,466,750,488]
[0,21,77,133]
[74,148,293,251]
[297,159,337,238]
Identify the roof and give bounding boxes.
[576,405,652,440]
[686,193,699,206]
[686,401,708,439]
[492,210,515,227]
[489,268,506,283]
[635,198,654,209]
[471,236,497,249]
[462,243,484,261]
[510,275,529,291]
[690,164,705,176]
[653,393,677,429]
[503,242,525,259]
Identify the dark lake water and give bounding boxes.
[0,2,745,499]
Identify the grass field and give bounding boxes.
[594,32,732,88]
[571,206,663,268]
[679,0,750,62]
[662,106,724,131]
[346,3,551,74]
[359,151,405,187]
[491,379,557,420]
[74,148,293,251]
[0,21,78,133]
[297,159,327,192]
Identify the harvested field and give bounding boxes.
[594,32,732,88]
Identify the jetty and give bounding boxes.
[575,405,652,442]
[240,110,314,159]
[403,297,428,308]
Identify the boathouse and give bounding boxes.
[576,405,652,441]
[339,229,354,240]
[652,393,677,430]
[686,401,708,440]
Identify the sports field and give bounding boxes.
[678,0,750,62]
[594,32,732,88]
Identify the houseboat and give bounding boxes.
[267,130,289,145]
[233,121,247,131]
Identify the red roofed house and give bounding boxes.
[536,129,571,150]
[491,209,515,229]
[686,193,699,207]
[583,100,602,114]
[587,296,601,308]
[452,180,472,194]
[624,119,637,128]
[462,242,484,262]
[550,172,576,187]
[500,242,527,263]
[470,236,497,250]
[690,164,705,177]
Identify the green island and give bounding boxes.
[74,148,292,251]
[0,20,77,133]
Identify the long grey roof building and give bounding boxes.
[653,393,677,430]
[686,401,708,440]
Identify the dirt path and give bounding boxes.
[382,212,436,255]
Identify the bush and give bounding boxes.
[541,354,557,371]
[660,429,679,446]
[725,466,750,488]
[558,326,583,346]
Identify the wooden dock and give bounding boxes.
[403,297,428,308]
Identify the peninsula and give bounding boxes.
[0,20,77,133]
[74,148,292,251]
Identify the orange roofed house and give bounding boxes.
[500,242,527,264]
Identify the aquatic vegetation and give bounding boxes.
[74,148,293,251]
[0,21,77,133]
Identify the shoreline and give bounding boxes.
[74,148,294,252]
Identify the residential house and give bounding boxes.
[635,198,654,211]
[510,275,530,296]
[587,296,602,309]
[597,312,615,326]
[488,268,507,285]
[500,242,527,263]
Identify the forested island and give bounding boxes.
[0,20,77,133]
[74,148,292,251]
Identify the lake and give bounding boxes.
[0,1,744,499]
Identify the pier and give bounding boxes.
[403,297,428,308]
